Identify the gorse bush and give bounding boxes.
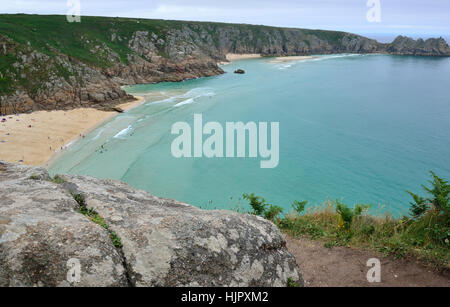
[243,193,267,216]
[408,171,450,219]
[336,201,371,231]
[335,201,354,231]
[406,171,449,247]
[242,193,284,222]
[292,200,308,215]
[243,171,449,269]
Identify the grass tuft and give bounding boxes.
[50,175,65,184]
[70,191,123,248]
[28,174,41,180]
[286,277,301,287]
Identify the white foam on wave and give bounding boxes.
[317,54,362,60]
[92,127,105,140]
[173,98,195,107]
[145,87,216,107]
[181,88,215,98]
[64,140,75,148]
[114,125,133,139]
[278,64,293,70]
[146,96,177,106]
[173,87,216,108]
[277,53,364,69]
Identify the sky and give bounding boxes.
[1,0,449,42]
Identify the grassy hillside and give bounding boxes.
[0,14,351,68]
[0,14,380,113]
[1,14,174,67]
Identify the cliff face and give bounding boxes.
[386,36,450,56]
[0,14,449,115]
[0,161,302,287]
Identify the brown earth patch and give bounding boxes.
[286,235,450,287]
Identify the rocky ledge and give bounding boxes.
[0,161,302,287]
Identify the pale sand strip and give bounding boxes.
[221,54,320,65]
[267,55,321,63]
[225,53,262,62]
[0,96,145,167]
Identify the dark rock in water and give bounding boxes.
[0,161,303,287]
[234,69,245,74]
[102,106,124,113]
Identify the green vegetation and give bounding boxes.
[50,175,65,184]
[0,15,176,66]
[243,193,283,222]
[28,174,41,180]
[286,277,301,287]
[70,191,122,248]
[0,14,354,97]
[30,174,65,183]
[244,172,450,269]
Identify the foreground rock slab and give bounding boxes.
[0,161,303,287]
[0,162,128,287]
[60,175,302,287]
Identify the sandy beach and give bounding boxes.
[224,53,262,63]
[0,96,145,167]
[221,54,321,64]
[267,55,321,63]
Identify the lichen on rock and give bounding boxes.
[0,161,303,287]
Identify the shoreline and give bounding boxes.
[220,53,323,65]
[267,55,322,63]
[0,96,145,168]
[219,53,262,64]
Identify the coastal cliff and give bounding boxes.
[0,161,302,287]
[386,35,450,56]
[1,14,449,115]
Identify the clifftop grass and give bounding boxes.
[0,14,179,67]
[0,14,351,68]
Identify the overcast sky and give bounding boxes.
[2,0,449,40]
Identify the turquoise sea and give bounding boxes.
[49,54,450,216]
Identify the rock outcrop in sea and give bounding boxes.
[386,36,450,56]
[0,161,303,287]
[1,15,449,115]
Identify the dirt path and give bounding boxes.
[286,236,450,287]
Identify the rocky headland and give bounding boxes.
[1,14,449,115]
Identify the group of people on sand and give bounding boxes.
[47,133,86,153]
[1,114,22,122]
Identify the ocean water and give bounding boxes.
[49,54,450,216]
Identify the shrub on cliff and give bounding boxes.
[243,193,284,222]
[406,172,450,247]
